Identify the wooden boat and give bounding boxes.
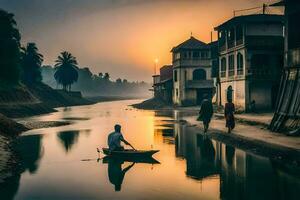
[102,148,159,158]
[102,156,160,164]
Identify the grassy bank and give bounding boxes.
[0,83,93,118]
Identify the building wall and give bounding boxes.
[246,23,284,36]
[249,81,273,110]
[220,79,247,109]
[173,66,212,105]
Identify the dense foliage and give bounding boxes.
[21,43,43,84]
[0,9,21,84]
[42,66,150,97]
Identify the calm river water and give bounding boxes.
[2,100,300,200]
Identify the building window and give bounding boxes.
[227,27,235,48]
[237,53,244,75]
[182,52,188,59]
[219,30,226,48]
[228,55,235,77]
[176,89,179,97]
[174,70,178,82]
[174,53,180,60]
[201,51,209,59]
[193,69,206,80]
[184,70,187,82]
[220,57,226,77]
[236,25,243,45]
[193,51,200,59]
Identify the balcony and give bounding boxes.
[185,80,214,89]
[173,58,211,68]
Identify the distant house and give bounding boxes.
[171,36,215,106]
[214,14,284,111]
[269,0,300,132]
[152,74,160,98]
[152,65,173,104]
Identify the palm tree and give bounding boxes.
[21,43,43,84]
[54,51,79,91]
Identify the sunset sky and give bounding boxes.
[1,0,282,81]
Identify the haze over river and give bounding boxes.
[2,100,300,200]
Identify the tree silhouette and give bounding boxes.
[104,72,110,81]
[21,43,43,85]
[0,9,21,84]
[54,51,79,91]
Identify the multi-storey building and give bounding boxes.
[270,0,300,133]
[172,36,215,106]
[214,14,284,111]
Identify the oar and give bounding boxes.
[127,143,136,151]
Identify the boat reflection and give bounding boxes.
[102,156,160,191]
[105,158,135,191]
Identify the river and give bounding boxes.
[1,100,300,200]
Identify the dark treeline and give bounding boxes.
[42,66,151,97]
[0,9,150,98]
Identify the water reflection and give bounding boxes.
[0,134,44,200]
[169,119,300,200]
[57,130,79,153]
[1,101,299,200]
[105,158,135,191]
[15,134,44,174]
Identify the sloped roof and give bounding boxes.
[214,14,284,30]
[271,0,285,6]
[171,36,209,52]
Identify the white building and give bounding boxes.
[214,14,284,111]
[172,36,215,106]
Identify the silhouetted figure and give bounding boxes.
[225,99,235,133]
[198,98,213,133]
[107,124,134,151]
[249,100,256,113]
[108,158,135,191]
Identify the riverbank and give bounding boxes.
[0,83,94,118]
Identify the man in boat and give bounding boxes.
[107,124,134,151]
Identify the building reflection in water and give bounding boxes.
[155,110,300,200]
[57,130,80,153]
[0,134,44,200]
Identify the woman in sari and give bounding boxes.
[225,99,235,133]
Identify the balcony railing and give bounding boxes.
[237,69,244,75]
[173,58,211,67]
[228,69,235,77]
[220,71,226,78]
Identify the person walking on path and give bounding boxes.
[225,99,235,133]
[197,98,213,133]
